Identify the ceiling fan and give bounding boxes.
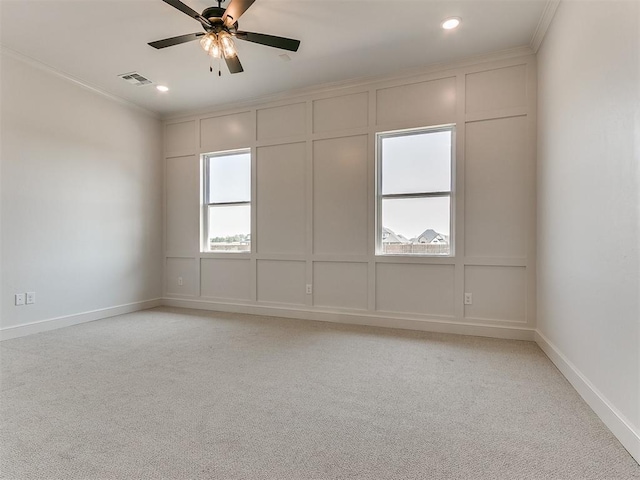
[149,0,301,74]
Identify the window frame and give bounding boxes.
[375,124,456,257]
[201,148,252,254]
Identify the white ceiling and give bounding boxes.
[0,0,548,116]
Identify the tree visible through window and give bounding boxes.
[377,126,454,255]
[203,149,251,252]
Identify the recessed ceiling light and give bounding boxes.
[441,17,461,30]
[156,85,169,92]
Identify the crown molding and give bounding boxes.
[0,45,160,119]
[1,42,534,123]
[163,45,535,121]
[530,0,561,53]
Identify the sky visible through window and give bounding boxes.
[381,130,452,240]
[207,152,251,238]
[208,152,251,203]
[208,204,250,239]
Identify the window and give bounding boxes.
[376,126,454,256]
[203,149,251,252]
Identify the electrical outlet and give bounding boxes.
[464,293,473,305]
[15,293,25,306]
[306,284,312,295]
[26,292,36,305]
[177,276,183,286]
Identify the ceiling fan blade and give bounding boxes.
[148,32,204,49]
[162,0,211,28]
[224,54,244,74]
[222,0,256,27]
[235,31,300,52]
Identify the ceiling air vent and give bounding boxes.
[118,72,153,86]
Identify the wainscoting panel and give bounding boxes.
[465,64,527,114]
[465,116,529,258]
[257,260,306,305]
[165,257,197,296]
[313,92,369,134]
[376,263,456,317]
[464,265,527,323]
[200,111,253,152]
[201,258,251,301]
[166,155,199,254]
[313,262,368,310]
[376,76,456,127]
[256,142,307,255]
[313,135,369,255]
[165,120,195,155]
[257,103,306,141]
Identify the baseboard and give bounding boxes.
[0,298,163,341]
[535,330,640,463]
[162,297,535,341]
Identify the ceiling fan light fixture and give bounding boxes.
[219,32,238,58]
[200,33,214,51]
[200,33,221,58]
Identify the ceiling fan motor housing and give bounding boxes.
[202,6,237,32]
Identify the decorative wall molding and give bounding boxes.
[535,330,640,462]
[1,42,539,123]
[163,297,536,341]
[0,298,163,341]
[530,0,561,53]
[163,46,535,121]
[163,54,538,345]
[0,46,160,119]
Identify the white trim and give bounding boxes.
[535,329,640,463]
[0,298,163,341]
[374,125,455,258]
[163,46,534,121]
[0,46,159,119]
[530,0,561,53]
[163,297,535,341]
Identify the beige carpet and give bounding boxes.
[1,307,638,479]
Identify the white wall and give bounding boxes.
[537,0,639,461]
[163,52,537,340]
[0,52,163,336]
